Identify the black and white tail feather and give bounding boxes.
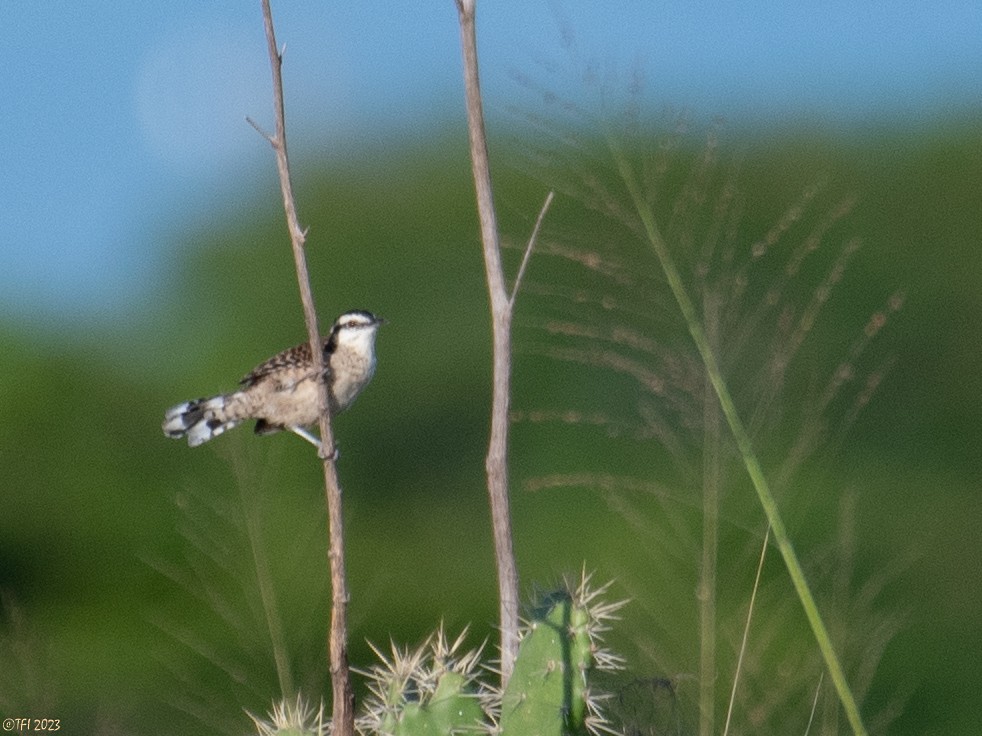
[163,396,243,447]
[162,310,384,449]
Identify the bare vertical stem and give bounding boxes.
[240,481,295,701]
[698,293,721,736]
[454,0,520,681]
[254,2,354,733]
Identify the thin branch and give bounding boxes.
[245,116,275,145]
[722,527,769,736]
[454,0,520,682]
[804,672,825,736]
[509,190,555,308]
[254,2,355,734]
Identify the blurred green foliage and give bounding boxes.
[0,122,979,734]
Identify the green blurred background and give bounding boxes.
[1,118,980,736]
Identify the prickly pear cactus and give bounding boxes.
[249,696,329,736]
[360,628,487,736]
[499,575,624,736]
[252,574,623,736]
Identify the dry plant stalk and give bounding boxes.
[454,0,520,681]
[252,2,354,734]
[454,0,554,683]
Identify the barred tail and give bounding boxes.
[162,395,242,447]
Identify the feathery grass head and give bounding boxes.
[505,56,903,734]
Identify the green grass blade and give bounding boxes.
[608,138,868,736]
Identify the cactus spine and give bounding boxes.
[360,628,487,736]
[250,576,623,736]
[499,575,623,736]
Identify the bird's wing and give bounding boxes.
[240,340,315,387]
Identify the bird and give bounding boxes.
[162,310,384,450]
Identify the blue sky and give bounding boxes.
[2,1,979,325]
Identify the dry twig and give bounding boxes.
[454,0,553,682]
[454,0,519,681]
[252,2,355,734]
